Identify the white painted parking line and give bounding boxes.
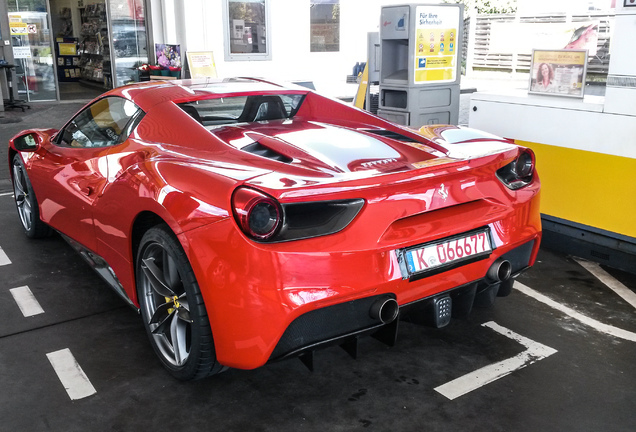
[0,192,13,197]
[515,282,636,342]
[46,348,97,400]
[574,257,636,310]
[0,246,11,266]
[10,286,45,317]
[434,321,557,400]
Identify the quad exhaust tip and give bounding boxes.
[370,297,399,324]
[487,258,512,283]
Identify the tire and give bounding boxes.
[12,154,50,238]
[136,224,223,380]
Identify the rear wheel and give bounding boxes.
[136,225,223,380]
[12,154,50,238]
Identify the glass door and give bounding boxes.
[109,0,148,87]
[7,0,58,101]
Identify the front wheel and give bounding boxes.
[12,154,50,238]
[136,225,223,380]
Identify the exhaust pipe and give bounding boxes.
[370,297,399,324]
[487,258,512,283]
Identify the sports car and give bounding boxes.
[8,78,541,380]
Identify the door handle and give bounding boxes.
[81,186,93,196]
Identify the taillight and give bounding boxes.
[232,187,282,241]
[496,148,535,190]
[232,187,365,243]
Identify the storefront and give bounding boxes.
[6,0,149,101]
[4,0,460,103]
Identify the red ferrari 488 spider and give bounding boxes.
[8,78,541,380]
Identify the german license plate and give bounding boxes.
[403,228,492,277]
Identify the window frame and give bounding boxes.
[222,0,272,61]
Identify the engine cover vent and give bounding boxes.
[242,141,293,163]
[362,129,420,143]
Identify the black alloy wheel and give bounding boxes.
[136,224,223,380]
[12,154,50,238]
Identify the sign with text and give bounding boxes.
[13,46,32,59]
[10,22,28,36]
[59,43,77,56]
[414,5,460,84]
[528,49,588,98]
[186,51,217,78]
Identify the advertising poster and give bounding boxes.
[564,24,598,56]
[529,49,588,98]
[490,22,599,56]
[59,43,77,56]
[155,43,181,68]
[186,51,217,78]
[414,5,460,84]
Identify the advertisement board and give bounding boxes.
[490,22,599,56]
[528,49,588,98]
[414,5,460,84]
[59,43,77,56]
[186,51,217,78]
[155,44,181,68]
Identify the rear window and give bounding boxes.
[178,94,304,126]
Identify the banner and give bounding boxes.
[490,22,599,56]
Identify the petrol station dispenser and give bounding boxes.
[378,3,463,128]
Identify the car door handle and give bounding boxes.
[81,186,93,196]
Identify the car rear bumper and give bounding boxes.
[183,189,541,370]
[268,237,537,363]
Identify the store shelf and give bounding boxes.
[78,3,111,88]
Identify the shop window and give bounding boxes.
[109,0,148,87]
[310,0,340,52]
[224,0,270,61]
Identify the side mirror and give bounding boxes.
[10,129,56,152]
[13,133,39,151]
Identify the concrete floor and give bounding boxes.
[1,192,635,431]
[59,81,104,101]
[1,80,635,431]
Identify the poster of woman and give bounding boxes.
[528,49,588,98]
[532,62,556,93]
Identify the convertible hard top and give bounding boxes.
[107,78,308,112]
